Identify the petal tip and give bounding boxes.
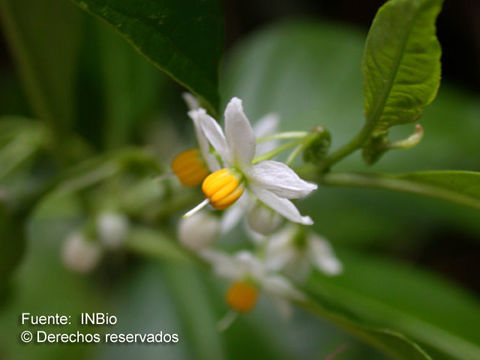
[301,216,314,225]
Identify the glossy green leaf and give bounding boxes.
[306,250,480,360]
[0,0,82,135]
[321,171,480,211]
[362,0,443,164]
[71,0,223,114]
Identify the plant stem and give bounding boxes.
[286,144,304,166]
[257,131,308,143]
[317,122,374,172]
[319,172,480,210]
[252,139,304,164]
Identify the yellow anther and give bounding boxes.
[226,281,258,314]
[171,149,209,186]
[202,169,244,210]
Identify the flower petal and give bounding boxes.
[308,234,343,276]
[194,109,232,165]
[199,249,243,280]
[220,192,249,234]
[250,186,313,225]
[253,113,279,156]
[262,275,306,302]
[248,160,317,199]
[182,92,200,110]
[264,226,297,271]
[189,109,220,171]
[224,97,256,166]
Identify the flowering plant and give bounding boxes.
[1,0,479,359]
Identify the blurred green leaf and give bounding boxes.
[97,21,164,149]
[306,250,480,360]
[126,226,193,264]
[164,264,226,360]
[0,217,100,360]
[322,171,480,210]
[0,0,82,136]
[361,0,443,164]
[0,204,25,304]
[71,0,223,114]
[300,293,432,360]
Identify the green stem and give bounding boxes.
[286,144,304,166]
[319,172,480,210]
[252,139,304,164]
[125,226,205,267]
[257,131,308,143]
[317,122,374,172]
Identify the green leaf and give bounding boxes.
[362,0,443,164]
[301,297,432,360]
[71,0,223,114]
[96,20,165,149]
[306,250,480,359]
[0,0,82,136]
[321,171,480,211]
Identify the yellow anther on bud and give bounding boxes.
[171,148,209,187]
[226,281,258,313]
[202,169,244,210]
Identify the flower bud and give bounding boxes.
[247,202,282,235]
[61,232,102,274]
[178,212,220,251]
[202,169,244,210]
[226,281,258,313]
[303,126,331,165]
[171,148,209,186]
[97,212,130,249]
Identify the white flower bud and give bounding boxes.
[97,212,129,249]
[61,232,102,274]
[178,212,220,251]
[247,202,282,235]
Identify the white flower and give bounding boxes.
[265,225,343,282]
[192,97,317,225]
[201,249,306,317]
[178,212,220,251]
[220,113,280,234]
[97,212,130,249]
[61,232,102,274]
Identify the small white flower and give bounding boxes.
[220,113,280,234]
[97,212,130,249]
[191,97,317,225]
[265,225,343,281]
[178,212,220,251]
[201,249,306,316]
[61,232,102,274]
